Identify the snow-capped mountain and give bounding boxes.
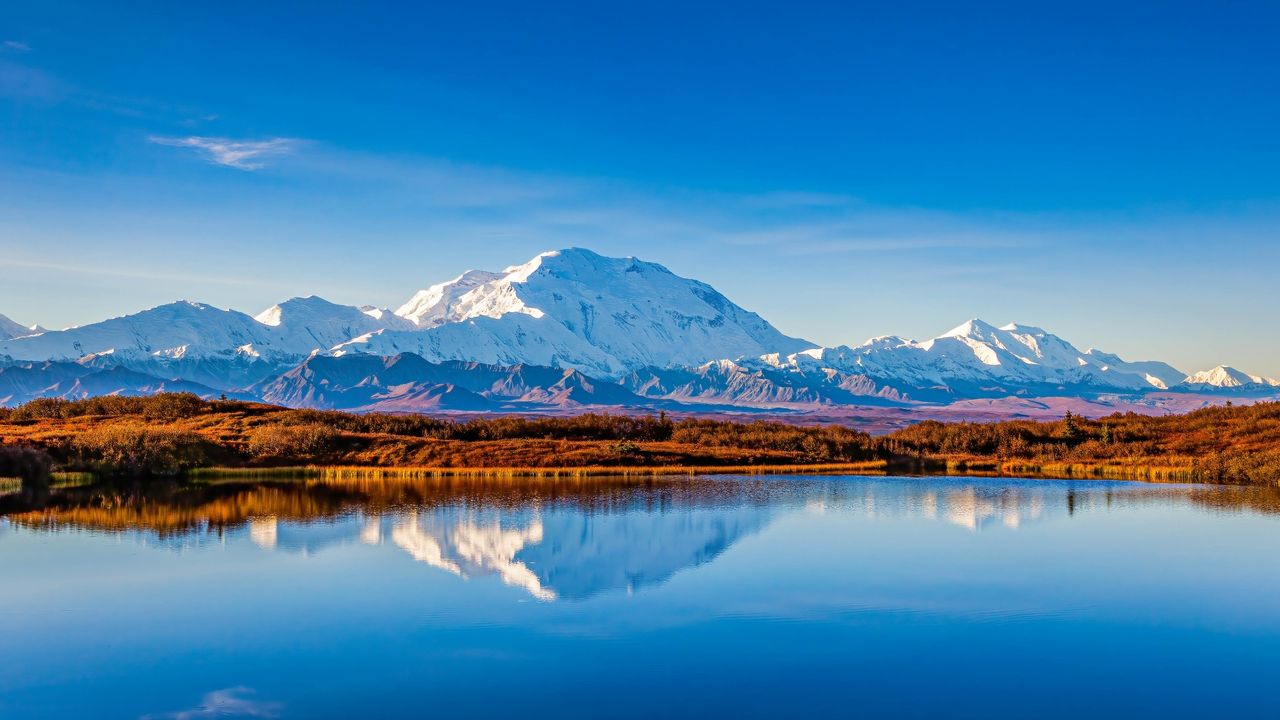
[0,301,281,363]
[334,312,629,379]
[625,358,908,407]
[396,269,503,327]
[742,319,1190,401]
[0,314,44,341]
[341,248,815,378]
[1,248,1275,412]
[1180,365,1280,390]
[254,295,414,350]
[0,297,410,375]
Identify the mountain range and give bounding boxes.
[2,248,1276,419]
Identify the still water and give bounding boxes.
[2,474,1279,719]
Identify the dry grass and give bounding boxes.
[2,394,1279,485]
[0,400,880,473]
[312,460,888,480]
[997,460,1195,483]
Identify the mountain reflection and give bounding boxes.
[389,510,557,600]
[833,484,1052,531]
[373,504,777,600]
[4,474,1279,600]
[274,504,780,601]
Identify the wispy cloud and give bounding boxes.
[150,136,301,170]
[2,40,30,53]
[0,258,280,289]
[0,59,66,102]
[0,56,216,119]
[142,687,282,720]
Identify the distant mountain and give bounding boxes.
[0,297,414,364]
[0,314,44,341]
[625,359,908,407]
[254,352,650,411]
[339,248,816,378]
[333,312,628,379]
[0,360,229,405]
[0,298,418,393]
[0,301,283,362]
[1179,365,1280,392]
[254,295,414,347]
[741,319,1192,401]
[396,269,503,327]
[1,248,1275,413]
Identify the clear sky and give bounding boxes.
[1,1,1277,375]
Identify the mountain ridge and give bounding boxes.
[0,314,44,341]
[2,248,1275,413]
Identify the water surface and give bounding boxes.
[2,475,1279,719]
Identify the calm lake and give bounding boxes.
[2,474,1279,719]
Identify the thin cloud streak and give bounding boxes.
[0,60,66,102]
[0,258,279,289]
[150,136,301,170]
[288,147,1043,256]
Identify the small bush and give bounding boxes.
[1194,450,1280,486]
[140,392,206,420]
[247,423,339,458]
[0,444,53,483]
[9,392,209,420]
[10,397,71,420]
[611,440,642,456]
[72,423,210,476]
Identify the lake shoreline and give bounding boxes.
[191,459,1201,485]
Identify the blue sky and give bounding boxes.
[1,1,1278,374]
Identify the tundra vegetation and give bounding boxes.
[0,394,1277,486]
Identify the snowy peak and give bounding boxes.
[382,247,815,375]
[922,318,1089,375]
[0,301,276,362]
[0,314,44,341]
[1182,365,1280,389]
[0,296,411,364]
[925,319,1186,388]
[396,269,503,328]
[999,322,1050,335]
[256,295,400,327]
[358,306,399,322]
[254,295,413,349]
[753,318,1192,396]
[939,318,1003,340]
[254,295,329,326]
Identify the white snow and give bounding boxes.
[0,314,44,341]
[363,247,814,377]
[747,318,1191,393]
[0,297,409,364]
[1182,365,1280,388]
[1,248,1270,401]
[395,269,504,327]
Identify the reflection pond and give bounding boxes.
[3,474,1280,719]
